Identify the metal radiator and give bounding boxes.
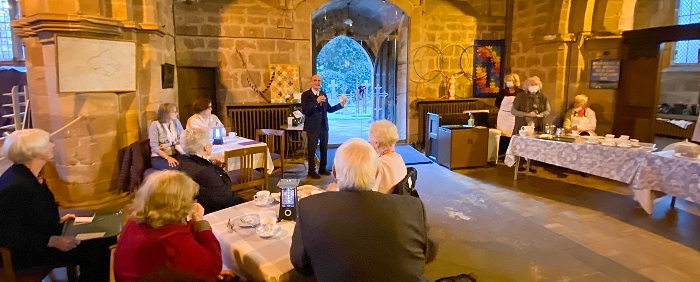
[416,99,482,150]
[227,105,289,140]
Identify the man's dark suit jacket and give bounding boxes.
[290,190,438,282]
[0,164,63,269]
[178,155,244,214]
[300,89,343,133]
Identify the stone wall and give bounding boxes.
[173,0,505,144]
[13,0,176,208]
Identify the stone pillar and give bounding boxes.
[11,0,176,209]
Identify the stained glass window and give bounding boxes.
[674,0,700,64]
[0,0,13,60]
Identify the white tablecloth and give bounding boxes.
[203,201,309,282]
[630,150,700,213]
[212,137,275,175]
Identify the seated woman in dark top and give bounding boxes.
[178,127,244,214]
[0,129,114,281]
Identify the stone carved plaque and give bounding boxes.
[57,36,136,93]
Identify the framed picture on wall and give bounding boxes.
[472,40,505,98]
[161,63,174,89]
[589,59,620,89]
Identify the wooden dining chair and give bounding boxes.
[0,247,78,282]
[255,129,285,178]
[225,145,269,201]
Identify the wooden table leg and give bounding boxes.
[671,196,677,208]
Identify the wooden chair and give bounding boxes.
[0,247,78,282]
[255,129,285,178]
[225,146,269,201]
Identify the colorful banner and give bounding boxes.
[473,40,505,98]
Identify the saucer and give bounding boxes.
[254,197,275,207]
[256,224,281,238]
[617,143,632,148]
[601,143,616,147]
[236,214,260,228]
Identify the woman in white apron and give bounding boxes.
[495,73,522,155]
[186,98,224,131]
[563,94,597,136]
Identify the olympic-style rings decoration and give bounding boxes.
[237,50,276,102]
[409,43,492,84]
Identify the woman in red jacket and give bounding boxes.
[113,170,225,281]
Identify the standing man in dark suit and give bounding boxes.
[301,74,346,179]
[290,138,438,281]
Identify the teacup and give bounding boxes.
[254,190,271,205]
[521,125,535,133]
[619,135,630,140]
[519,130,529,137]
[257,211,279,238]
[630,139,639,146]
[228,132,237,138]
[605,134,615,140]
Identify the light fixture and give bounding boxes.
[344,2,353,26]
[344,18,353,26]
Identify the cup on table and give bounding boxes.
[521,125,535,136]
[571,130,580,137]
[630,139,639,146]
[228,132,237,138]
[619,135,630,140]
[605,134,615,140]
[257,210,279,237]
[254,190,271,205]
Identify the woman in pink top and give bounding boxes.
[368,120,407,193]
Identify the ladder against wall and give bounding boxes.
[1,86,30,137]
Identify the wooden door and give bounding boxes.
[613,43,660,142]
[372,36,398,123]
[177,67,217,122]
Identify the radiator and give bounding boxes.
[416,99,482,150]
[654,119,696,139]
[227,105,290,140]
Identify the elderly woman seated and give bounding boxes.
[368,119,407,193]
[114,170,230,281]
[563,94,597,136]
[178,127,244,214]
[0,129,115,281]
[326,120,406,193]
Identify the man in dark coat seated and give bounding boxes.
[300,74,346,179]
[290,138,439,281]
[178,127,244,214]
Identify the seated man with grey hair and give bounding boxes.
[290,138,438,281]
[178,127,244,214]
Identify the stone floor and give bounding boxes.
[289,160,700,281]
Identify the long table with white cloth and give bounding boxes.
[505,135,700,214]
[203,186,325,282]
[211,136,274,175]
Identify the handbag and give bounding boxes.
[390,167,419,198]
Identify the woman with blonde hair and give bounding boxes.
[563,94,597,135]
[114,170,227,281]
[0,129,115,281]
[511,76,551,135]
[149,103,185,170]
[495,73,523,154]
[368,120,407,193]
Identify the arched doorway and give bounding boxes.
[311,0,408,145]
[316,35,374,144]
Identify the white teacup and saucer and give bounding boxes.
[254,191,274,206]
[256,211,281,239]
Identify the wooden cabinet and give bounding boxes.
[436,126,488,169]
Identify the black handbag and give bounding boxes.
[390,167,419,198]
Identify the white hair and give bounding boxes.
[524,76,543,90]
[369,120,399,151]
[180,127,211,156]
[1,129,51,164]
[574,94,588,108]
[334,138,379,191]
